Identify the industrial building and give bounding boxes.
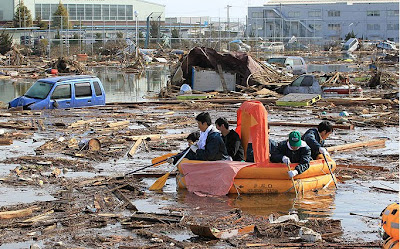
[1,0,165,24]
[247,0,399,43]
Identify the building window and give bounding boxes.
[42,4,50,20]
[387,24,399,30]
[328,24,340,31]
[102,5,110,20]
[388,10,399,16]
[367,24,380,30]
[117,5,125,20]
[35,5,41,20]
[309,24,321,31]
[68,4,77,20]
[110,5,117,19]
[126,5,133,20]
[367,11,380,16]
[93,5,101,20]
[77,4,84,20]
[328,10,340,17]
[288,11,300,18]
[308,10,321,17]
[252,12,263,18]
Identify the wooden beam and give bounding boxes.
[336,164,388,171]
[125,133,188,141]
[327,139,386,153]
[107,120,130,128]
[0,207,40,219]
[216,64,228,93]
[128,138,142,157]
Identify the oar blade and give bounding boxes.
[149,172,170,191]
[152,153,177,166]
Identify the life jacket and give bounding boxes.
[381,203,399,241]
[383,237,399,249]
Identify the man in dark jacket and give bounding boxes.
[185,112,229,161]
[302,121,333,159]
[270,131,312,178]
[215,117,244,161]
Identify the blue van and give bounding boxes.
[9,75,106,110]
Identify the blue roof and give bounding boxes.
[38,75,96,83]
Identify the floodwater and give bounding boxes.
[0,65,169,104]
[0,66,398,245]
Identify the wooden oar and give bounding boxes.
[115,159,169,180]
[322,154,338,188]
[286,162,298,197]
[151,153,177,166]
[149,149,190,191]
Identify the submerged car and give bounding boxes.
[9,75,105,110]
[283,74,362,96]
[267,56,307,75]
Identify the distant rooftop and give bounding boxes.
[264,0,398,4]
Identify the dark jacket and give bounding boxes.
[270,140,312,174]
[302,128,324,159]
[246,139,277,163]
[222,130,245,161]
[186,128,229,161]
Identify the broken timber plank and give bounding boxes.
[108,185,138,211]
[128,138,142,157]
[125,133,188,141]
[107,120,130,128]
[0,138,13,145]
[69,119,96,128]
[269,121,353,130]
[0,207,40,219]
[276,93,321,107]
[336,164,388,171]
[216,64,228,93]
[327,139,386,153]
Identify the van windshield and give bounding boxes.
[24,81,53,99]
[267,58,286,66]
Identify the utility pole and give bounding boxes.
[226,5,232,50]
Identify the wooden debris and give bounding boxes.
[69,119,96,128]
[369,186,399,193]
[127,138,142,157]
[269,121,354,130]
[0,138,13,145]
[327,139,386,153]
[336,164,388,171]
[189,224,255,239]
[107,120,130,128]
[108,185,138,211]
[0,207,40,219]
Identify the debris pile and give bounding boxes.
[47,57,88,74]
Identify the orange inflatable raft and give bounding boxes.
[177,158,337,194]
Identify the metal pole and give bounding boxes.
[61,16,63,57]
[135,11,138,57]
[48,16,51,59]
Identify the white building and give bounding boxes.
[248,0,399,42]
[1,0,165,23]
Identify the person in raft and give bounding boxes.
[168,131,200,164]
[302,121,333,159]
[270,131,312,178]
[186,112,229,161]
[215,117,245,161]
[246,123,277,162]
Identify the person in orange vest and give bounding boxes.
[381,203,399,241]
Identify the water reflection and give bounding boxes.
[0,65,170,104]
[178,188,336,219]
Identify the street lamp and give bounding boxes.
[134,11,139,57]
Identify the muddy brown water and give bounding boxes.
[0,66,398,247]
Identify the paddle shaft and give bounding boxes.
[287,162,298,197]
[322,153,338,188]
[125,158,168,176]
[149,148,191,191]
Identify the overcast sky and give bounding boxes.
[150,0,268,20]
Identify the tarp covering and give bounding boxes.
[177,47,264,87]
[181,161,255,196]
[236,100,269,165]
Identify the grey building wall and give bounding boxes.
[248,2,399,43]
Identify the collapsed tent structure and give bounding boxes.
[171,47,285,90]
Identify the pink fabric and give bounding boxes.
[181,161,255,196]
